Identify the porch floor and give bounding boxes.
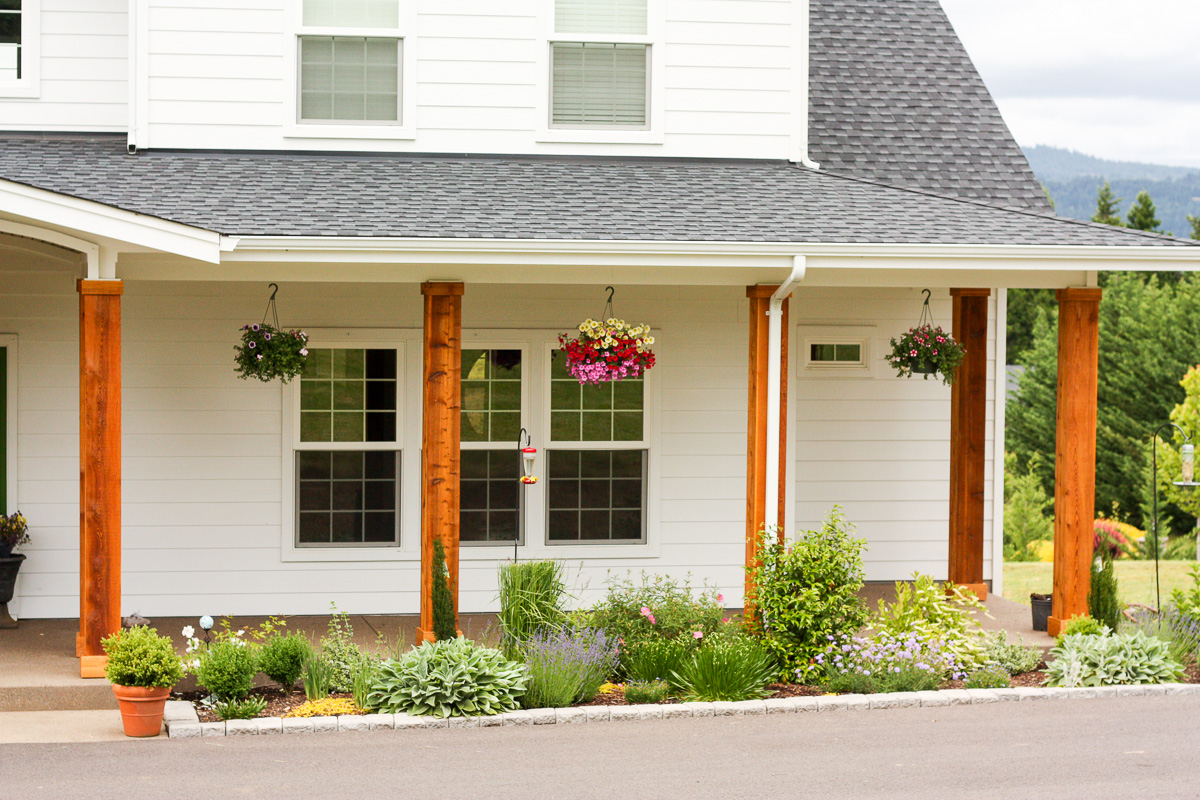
[0,593,1051,713]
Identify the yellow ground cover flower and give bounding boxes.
[283,697,361,718]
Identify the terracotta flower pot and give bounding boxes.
[112,684,171,737]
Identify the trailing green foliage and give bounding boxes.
[980,631,1043,676]
[1089,554,1121,629]
[621,637,692,686]
[748,508,868,681]
[1057,615,1109,641]
[623,678,670,704]
[578,572,724,653]
[497,559,568,656]
[671,636,776,702]
[965,664,1012,689]
[213,695,268,720]
[320,604,364,693]
[195,640,257,701]
[367,638,527,718]
[257,632,312,691]
[1046,631,1184,686]
[301,652,333,701]
[520,627,617,709]
[432,538,457,642]
[102,626,185,689]
[872,573,987,673]
[234,323,308,383]
[1003,452,1054,561]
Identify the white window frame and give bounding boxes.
[0,335,18,517]
[280,328,422,562]
[798,324,878,378]
[283,0,416,140]
[0,0,40,100]
[804,337,869,370]
[536,0,665,144]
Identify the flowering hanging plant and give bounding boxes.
[885,324,965,385]
[558,318,656,385]
[0,511,29,556]
[234,323,309,384]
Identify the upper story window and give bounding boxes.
[0,0,37,98]
[0,1,22,81]
[550,0,650,130]
[297,0,402,124]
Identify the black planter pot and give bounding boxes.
[0,553,25,628]
[1030,593,1052,632]
[911,359,937,375]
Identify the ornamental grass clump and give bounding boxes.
[622,638,692,687]
[302,652,334,701]
[214,695,268,721]
[1046,631,1184,687]
[579,572,725,655]
[818,630,964,694]
[102,626,184,689]
[747,508,868,682]
[521,626,618,708]
[497,559,569,657]
[367,638,527,718]
[671,635,776,702]
[624,678,670,704]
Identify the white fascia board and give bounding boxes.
[0,179,222,264]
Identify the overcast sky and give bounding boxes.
[939,0,1200,168]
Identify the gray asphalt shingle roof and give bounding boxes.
[809,0,1052,211]
[0,133,1192,247]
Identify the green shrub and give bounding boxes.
[622,638,692,687]
[1162,535,1196,561]
[1046,631,1184,687]
[520,627,618,709]
[1170,564,1200,616]
[257,633,312,691]
[980,631,1043,675]
[195,640,257,701]
[102,626,184,689]
[748,508,868,682]
[367,638,527,718]
[1003,452,1054,562]
[872,573,986,673]
[320,604,364,693]
[1057,614,1108,642]
[578,572,724,653]
[671,636,776,702]
[302,652,333,701]
[965,664,1011,689]
[624,678,670,704]
[214,695,268,720]
[432,538,457,641]
[1088,553,1121,630]
[497,559,569,657]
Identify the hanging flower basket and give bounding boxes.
[558,319,655,385]
[234,284,309,384]
[885,290,965,385]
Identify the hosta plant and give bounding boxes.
[1046,631,1184,687]
[366,638,527,718]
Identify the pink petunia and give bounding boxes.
[693,631,704,639]
[647,614,656,625]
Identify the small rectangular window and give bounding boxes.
[555,0,647,35]
[0,1,21,81]
[806,339,868,369]
[550,42,648,129]
[547,449,646,542]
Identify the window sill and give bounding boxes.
[284,122,416,141]
[535,128,664,145]
[0,81,40,99]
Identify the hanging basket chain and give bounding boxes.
[235,282,308,384]
[917,288,933,328]
[884,288,965,386]
[262,282,282,330]
[601,285,615,321]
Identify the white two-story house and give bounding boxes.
[0,0,1195,675]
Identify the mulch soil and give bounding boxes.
[176,686,361,723]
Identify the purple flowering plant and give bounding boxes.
[520,626,619,708]
[885,323,965,385]
[234,323,309,384]
[817,629,967,694]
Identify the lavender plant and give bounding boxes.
[1122,605,1200,667]
[520,626,618,708]
[817,630,967,694]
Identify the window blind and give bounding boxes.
[555,0,647,35]
[302,0,399,29]
[300,36,399,122]
[551,42,647,128]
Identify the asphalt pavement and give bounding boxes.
[2,696,1198,799]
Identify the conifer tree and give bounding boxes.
[1126,190,1161,232]
[431,538,457,641]
[1088,552,1120,626]
[1091,182,1124,226]
[1188,213,1200,241]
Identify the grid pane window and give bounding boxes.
[551,42,647,128]
[300,348,397,443]
[555,0,647,35]
[303,0,398,28]
[297,450,399,545]
[809,343,862,363]
[460,449,522,544]
[0,1,20,81]
[547,449,645,542]
[461,349,522,443]
[300,36,399,122]
[550,350,643,442]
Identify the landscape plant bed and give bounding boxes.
[176,687,362,723]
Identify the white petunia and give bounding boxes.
[182,625,195,638]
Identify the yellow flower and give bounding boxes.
[644,336,655,345]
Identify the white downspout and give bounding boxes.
[764,255,806,533]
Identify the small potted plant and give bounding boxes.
[885,323,965,385]
[103,626,185,737]
[0,511,29,629]
[558,318,655,385]
[234,323,309,383]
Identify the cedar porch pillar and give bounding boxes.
[77,279,123,678]
[1048,287,1102,637]
[948,289,990,600]
[418,282,463,642]
[745,285,789,618]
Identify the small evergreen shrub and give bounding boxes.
[367,638,527,718]
[624,679,670,704]
[1088,553,1120,630]
[302,652,333,701]
[257,632,312,691]
[622,638,692,686]
[102,626,184,689]
[748,507,868,682]
[432,538,457,641]
[521,627,618,708]
[980,631,1042,675]
[214,695,268,720]
[1047,631,1184,687]
[578,572,724,653]
[320,604,364,693]
[671,636,776,702]
[497,559,569,656]
[195,640,257,701]
[965,664,1011,689]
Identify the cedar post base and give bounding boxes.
[414,628,463,643]
[1046,616,1067,638]
[80,655,108,679]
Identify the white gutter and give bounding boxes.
[764,255,806,533]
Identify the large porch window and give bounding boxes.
[460,348,525,546]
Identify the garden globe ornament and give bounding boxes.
[1152,424,1199,611]
[199,614,214,645]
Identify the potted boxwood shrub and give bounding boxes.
[0,511,29,629]
[103,626,185,737]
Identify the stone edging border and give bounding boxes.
[163,683,1200,739]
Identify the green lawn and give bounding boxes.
[1003,560,1199,608]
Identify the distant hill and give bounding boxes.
[1023,145,1200,238]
